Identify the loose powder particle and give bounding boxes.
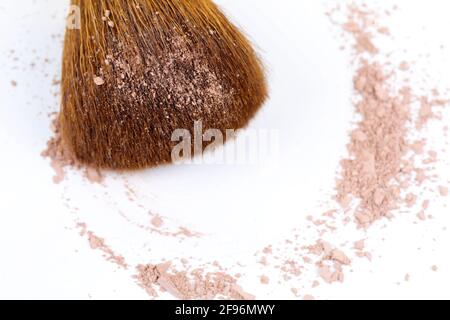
[93,76,105,86]
[260,275,270,285]
[417,211,427,221]
[438,186,449,197]
[150,215,164,228]
[76,223,128,269]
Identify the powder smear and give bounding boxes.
[42,115,103,184]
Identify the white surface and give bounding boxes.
[0,0,449,299]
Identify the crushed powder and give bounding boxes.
[76,223,128,269]
[135,263,254,300]
[332,5,448,230]
[336,59,415,227]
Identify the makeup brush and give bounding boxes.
[60,0,267,170]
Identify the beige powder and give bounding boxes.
[75,223,128,269]
[41,2,450,300]
[260,275,270,285]
[438,186,449,197]
[136,263,254,300]
[42,115,104,184]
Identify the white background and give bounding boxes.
[0,0,449,299]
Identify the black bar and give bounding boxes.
[0,300,436,318]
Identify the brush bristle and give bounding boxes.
[61,0,268,170]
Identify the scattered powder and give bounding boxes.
[41,2,450,300]
[42,116,78,183]
[331,5,448,231]
[308,240,351,266]
[336,58,414,227]
[253,3,449,298]
[118,210,202,240]
[174,227,202,238]
[303,295,315,301]
[76,223,128,269]
[341,6,379,54]
[42,115,103,184]
[307,240,350,284]
[136,263,254,300]
[280,260,303,279]
[87,233,127,268]
[417,98,448,130]
[153,225,202,239]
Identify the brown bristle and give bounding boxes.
[61,0,268,170]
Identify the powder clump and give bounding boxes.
[336,60,413,227]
